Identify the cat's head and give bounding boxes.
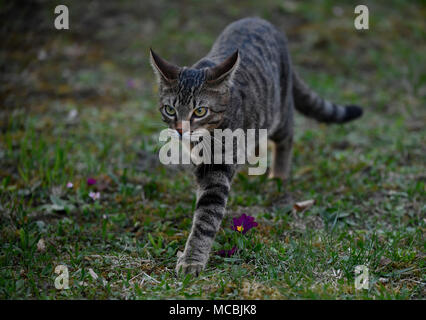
[149,49,239,138]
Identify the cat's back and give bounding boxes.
[207,17,287,66]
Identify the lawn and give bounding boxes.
[0,0,424,299]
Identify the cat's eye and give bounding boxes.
[163,105,176,117]
[193,107,208,118]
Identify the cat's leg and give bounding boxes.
[268,136,293,181]
[268,92,295,182]
[176,164,234,276]
[268,111,294,184]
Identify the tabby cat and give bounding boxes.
[150,17,363,276]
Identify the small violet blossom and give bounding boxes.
[216,214,258,257]
[216,246,237,258]
[126,79,136,88]
[66,182,73,189]
[231,213,258,234]
[87,178,97,186]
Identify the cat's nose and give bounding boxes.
[175,122,183,136]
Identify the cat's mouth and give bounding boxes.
[172,128,213,140]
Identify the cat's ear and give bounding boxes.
[149,48,181,83]
[206,50,240,85]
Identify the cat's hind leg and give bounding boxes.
[268,88,295,182]
[268,134,293,182]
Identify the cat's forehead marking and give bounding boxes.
[177,68,205,106]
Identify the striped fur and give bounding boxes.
[292,72,363,123]
[150,17,364,276]
[176,164,233,275]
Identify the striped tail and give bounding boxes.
[292,71,363,123]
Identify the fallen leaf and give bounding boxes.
[294,199,315,212]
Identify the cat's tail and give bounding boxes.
[292,71,363,123]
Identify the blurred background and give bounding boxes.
[0,0,425,299]
[1,0,425,178]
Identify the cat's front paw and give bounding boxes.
[175,259,205,276]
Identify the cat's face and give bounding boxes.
[150,49,239,139]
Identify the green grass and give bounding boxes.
[0,0,425,299]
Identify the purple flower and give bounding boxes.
[87,178,97,186]
[231,214,258,234]
[66,182,73,189]
[216,246,237,257]
[126,79,136,88]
